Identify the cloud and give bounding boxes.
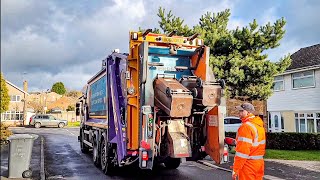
[4,60,102,92]
[285,0,320,44]
[263,0,320,61]
[1,0,147,91]
[1,0,319,91]
[265,39,304,61]
[1,0,53,36]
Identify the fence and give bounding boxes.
[48,111,78,122]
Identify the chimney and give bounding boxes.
[23,80,28,92]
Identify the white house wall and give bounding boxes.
[267,69,320,111]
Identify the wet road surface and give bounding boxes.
[10,127,230,180]
[10,127,320,180]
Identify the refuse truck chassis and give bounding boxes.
[76,30,227,174]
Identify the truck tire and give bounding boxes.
[80,129,89,154]
[164,158,181,169]
[93,137,100,167]
[187,149,206,161]
[100,139,115,174]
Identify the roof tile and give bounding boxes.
[288,44,320,70]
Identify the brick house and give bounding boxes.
[1,80,29,126]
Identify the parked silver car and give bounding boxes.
[224,116,242,132]
[30,114,68,128]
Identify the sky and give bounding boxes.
[1,0,320,92]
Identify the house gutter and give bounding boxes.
[275,65,320,76]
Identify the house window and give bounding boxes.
[292,70,315,89]
[300,119,306,133]
[0,111,24,120]
[295,112,320,133]
[10,95,21,102]
[273,76,284,91]
[295,119,299,132]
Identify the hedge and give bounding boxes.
[225,132,320,150]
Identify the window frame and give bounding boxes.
[295,112,319,133]
[292,70,315,89]
[273,75,285,91]
[0,111,24,121]
[10,95,21,102]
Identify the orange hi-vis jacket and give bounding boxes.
[233,114,266,180]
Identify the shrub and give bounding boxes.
[0,123,13,144]
[225,132,320,150]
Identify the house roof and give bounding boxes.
[5,80,29,95]
[287,44,320,70]
[47,96,77,110]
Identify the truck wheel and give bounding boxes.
[22,170,32,178]
[164,158,181,169]
[100,139,115,174]
[58,123,65,128]
[93,137,100,167]
[80,130,89,154]
[34,123,41,128]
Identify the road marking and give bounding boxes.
[264,175,285,180]
[188,161,213,170]
[65,129,76,136]
[197,160,232,172]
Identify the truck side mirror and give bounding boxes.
[76,103,80,116]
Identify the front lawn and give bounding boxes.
[67,121,80,127]
[229,148,320,161]
[265,149,320,161]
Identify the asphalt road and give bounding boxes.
[9,127,320,180]
[10,127,231,180]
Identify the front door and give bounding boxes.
[270,112,281,132]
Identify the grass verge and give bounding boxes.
[67,121,80,127]
[265,149,320,161]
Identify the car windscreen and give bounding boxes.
[230,118,241,124]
